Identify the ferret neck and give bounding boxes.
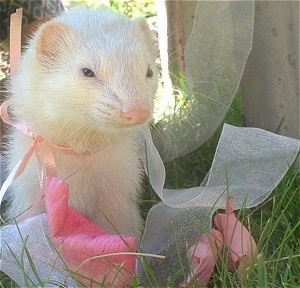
[0,100,95,156]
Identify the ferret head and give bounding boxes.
[11,9,158,151]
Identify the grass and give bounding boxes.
[1,93,299,287]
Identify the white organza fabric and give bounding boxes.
[0,214,77,287]
[139,124,299,285]
[153,0,254,161]
[1,0,300,287]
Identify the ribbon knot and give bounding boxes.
[34,135,44,142]
[0,100,58,221]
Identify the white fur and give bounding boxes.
[6,8,158,238]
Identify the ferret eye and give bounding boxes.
[82,68,95,77]
[146,66,153,78]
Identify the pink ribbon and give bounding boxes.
[0,9,80,217]
[0,98,57,216]
[0,98,98,220]
[0,8,45,216]
[9,8,22,75]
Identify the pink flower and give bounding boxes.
[214,196,257,280]
[45,176,136,288]
[181,229,223,287]
[184,196,257,286]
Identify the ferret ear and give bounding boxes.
[134,18,158,57]
[37,22,74,65]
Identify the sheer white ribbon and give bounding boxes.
[139,124,299,285]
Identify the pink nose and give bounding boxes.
[122,109,150,125]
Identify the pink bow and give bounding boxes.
[182,196,257,287]
[45,176,137,287]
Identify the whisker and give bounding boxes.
[78,120,100,148]
[59,118,96,146]
[167,25,185,40]
[193,92,231,109]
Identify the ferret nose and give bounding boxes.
[122,109,150,125]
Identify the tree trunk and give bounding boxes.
[165,0,197,84]
[240,1,299,142]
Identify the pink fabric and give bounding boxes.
[45,176,137,287]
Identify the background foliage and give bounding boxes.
[64,0,156,18]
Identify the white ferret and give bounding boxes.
[5,8,158,238]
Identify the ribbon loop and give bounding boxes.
[0,99,58,219]
[9,8,22,75]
